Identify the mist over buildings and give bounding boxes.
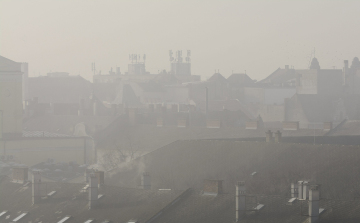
[1,1,360,223]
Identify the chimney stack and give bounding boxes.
[95,170,105,186]
[236,181,246,222]
[303,181,310,200]
[32,171,41,204]
[89,173,98,209]
[309,185,320,223]
[141,172,151,190]
[298,181,303,200]
[291,182,298,198]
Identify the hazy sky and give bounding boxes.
[1,0,360,81]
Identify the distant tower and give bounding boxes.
[170,50,191,76]
[310,58,320,70]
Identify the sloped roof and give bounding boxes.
[156,189,360,223]
[227,73,253,86]
[113,139,360,200]
[259,68,297,85]
[327,120,360,136]
[0,55,22,73]
[208,73,228,83]
[112,83,142,106]
[195,99,254,119]
[28,75,92,103]
[0,178,183,223]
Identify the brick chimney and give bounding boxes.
[235,181,246,222]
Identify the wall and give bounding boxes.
[0,58,23,137]
[264,88,296,105]
[0,137,94,166]
[296,69,318,94]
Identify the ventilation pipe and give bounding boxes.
[89,173,98,209]
[236,181,246,222]
[32,171,41,204]
[309,185,320,223]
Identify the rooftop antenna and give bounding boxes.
[91,62,96,76]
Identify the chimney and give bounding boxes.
[203,179,223,195]
[32,171,41,204]
[89,173,98,209]
[141,172,151,190]
[265,130,273,142]
[12,167,28,183]
[298,181,303,200]
[95,170,105,186]
[309,185,320,223]
[235,181,246,222]
[78,99,85,116]
[303,181,310,200]
[291,182,298,198]
[205,87,209,116]
[274,130,282,142]
[84,169,91,183]
[93,101,98,116]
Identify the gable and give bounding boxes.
[0,55,22,73]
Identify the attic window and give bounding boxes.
[12,212,28,222]
[57,216,71,223]
[0,211,8,217]
[84,219,94,223]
